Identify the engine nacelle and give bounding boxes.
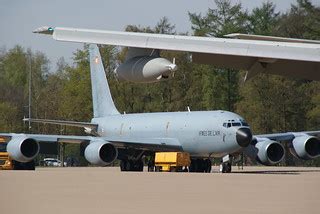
[244,140,285,165]
[114,56,177,83]
[290,135,320,160]
[84,140,118,166]
[7,135,40,162]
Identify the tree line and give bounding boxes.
[0,0,319,165]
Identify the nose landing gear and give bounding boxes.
[220,155,232,173]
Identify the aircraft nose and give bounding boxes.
[236,128,252,147]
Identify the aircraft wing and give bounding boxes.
[0,133,182,151]
[254,130,320,141]
[33,26,320,81]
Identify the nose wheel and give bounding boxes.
[221,162,232,173]
[220,155,232,173]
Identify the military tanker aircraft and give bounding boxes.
[1,44,319,172]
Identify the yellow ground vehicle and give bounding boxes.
[155,152,190,172]
[0,137,14,170]
[0,137,35,170]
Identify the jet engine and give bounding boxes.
[290,135,320,160]
[84,140,118,166]
[114,56,177,83]
[244,139,285,165]
[6,135,40,162]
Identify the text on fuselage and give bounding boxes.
[199,130,221,136]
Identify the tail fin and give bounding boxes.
[89,44,120,117]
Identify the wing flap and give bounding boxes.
[225,33,320,44]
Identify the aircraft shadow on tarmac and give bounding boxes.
[231,169,320,175]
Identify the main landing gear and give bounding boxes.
[13,160,35,170]
[120,159,144,172]
[189,158,212,173]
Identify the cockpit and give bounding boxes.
[223,119,249,128]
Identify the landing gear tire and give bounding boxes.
[222,162,232,173]
[120,160,127,171]
[204,159,212,173]
[125,160,133,171]
[120,159,144,172]
[136,160,144,172]
[189,159,197,172]
[25,160,35,170]
[155,166,161,172]
[197,159,204,172]
[189,159,211,173]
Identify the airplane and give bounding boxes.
[1,44,320,172]
[33,26,320,83]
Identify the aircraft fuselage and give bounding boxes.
[92,110,251,157]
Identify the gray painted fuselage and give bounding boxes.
[92,110,245,157]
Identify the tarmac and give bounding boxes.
[1,166,319,214]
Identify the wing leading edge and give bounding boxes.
[0,133,182,152]
[255,131,320,141]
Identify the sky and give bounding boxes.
[1,0,319,70]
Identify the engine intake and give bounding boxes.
[290,135,320,160]
[84,140,118,166]
[244,139,285,165]
[7,135,40,162]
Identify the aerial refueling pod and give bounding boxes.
[6,135,40,162]
[289,135,320,160]
[84,140,118,166]
[244,139,285,165]
[114,47,177,83]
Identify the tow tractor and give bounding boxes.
[154,152,191,172]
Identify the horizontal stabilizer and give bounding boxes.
[23,118,98,129]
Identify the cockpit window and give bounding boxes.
[223,121,249,128]
[223,123,232,128]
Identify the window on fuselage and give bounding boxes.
[232,122,241,126]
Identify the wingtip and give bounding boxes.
[33,26,54,35]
